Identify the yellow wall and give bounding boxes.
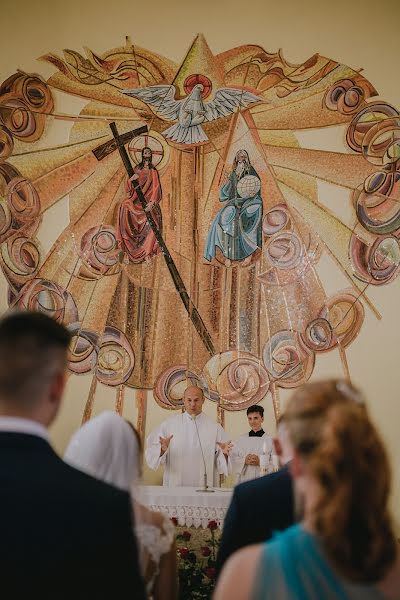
[1,0,399,526]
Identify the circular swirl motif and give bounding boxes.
[79,226,120,275]
[16,75,53,113]
[263,330,314,388]
[353,170,400,235]
[262,204,290,236]
[0,96,38,140]
[325,79,365,115]
[154,365,201,409]
[7,177,40,222]
[0,161,21,191]
[0,200,12,243]
[362,116,400,167]
[67,323,99,375]
[346,103,399,155]
[95,326,135,386]
[0,125,14,161]
[202,351,269,410]
[300,318,336,352]
[319,291,364,348]
[350,234,400,285]
[265,231,303,270]
[0,74,53,142]
[1,235,40,283]
[16,278,79,325]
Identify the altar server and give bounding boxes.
[145,386,232,487]
[231,405,274,483]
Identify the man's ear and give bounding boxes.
[49,370,66,406]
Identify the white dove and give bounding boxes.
[123,83,264,145]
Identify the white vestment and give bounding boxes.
[145,411,231,487]
[231,432,274,483]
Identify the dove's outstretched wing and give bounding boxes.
[204,88,263,122]
[122,85,181,122]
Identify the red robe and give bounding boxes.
[117,164,162,263]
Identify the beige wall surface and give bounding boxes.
[1,0,399,526]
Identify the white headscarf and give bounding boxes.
[64,411,141,497]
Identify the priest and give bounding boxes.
[231,405,274,483]
[145,386,232,487]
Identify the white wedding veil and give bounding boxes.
[64,411,141,498]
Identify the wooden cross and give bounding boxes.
[92,124,148,161]
[108,121,215,356]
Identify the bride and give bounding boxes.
[64,411,177,600]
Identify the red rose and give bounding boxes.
[204,567,217,579]
[178,547,190,559]
[201,546,211,557]
[171,517,178,526]
[208,520,218,531]
[182,530,191,541]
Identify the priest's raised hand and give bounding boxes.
[159,435,173,456]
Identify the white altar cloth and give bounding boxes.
[139,485,233,529]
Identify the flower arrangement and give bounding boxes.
[173,518,220,600]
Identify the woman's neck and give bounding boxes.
[295,474,321,534]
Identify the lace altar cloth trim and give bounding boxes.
[139,486,233,529]
[147,504,227,529]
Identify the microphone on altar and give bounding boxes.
[193,415,215,493]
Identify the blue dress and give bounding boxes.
[204,166,262,262]
[252,524,386,600]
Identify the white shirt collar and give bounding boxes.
[183,411,203,422]
[0,416,49,440]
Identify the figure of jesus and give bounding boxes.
[145,386,232,487]
[116,146,162,264]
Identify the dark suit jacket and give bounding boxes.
[216,465,294,574]
[0,432,146,599]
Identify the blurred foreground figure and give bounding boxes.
[0,311,145,600]
[215,379,400,600]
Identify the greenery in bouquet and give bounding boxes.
[173,518,220,600]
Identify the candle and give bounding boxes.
[272,454,279,470]
[262,441,267,454]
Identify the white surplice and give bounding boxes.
[231,432,274,483]
[145,411,231,487]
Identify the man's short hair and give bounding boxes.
[246,404,264,417]
[0,311,71,404]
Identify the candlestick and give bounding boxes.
[259,454,269,476]
[272,454,279,472]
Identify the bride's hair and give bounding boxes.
[282,379,396,583]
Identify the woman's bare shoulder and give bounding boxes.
[214,545,263,600]
[378,548,400,600]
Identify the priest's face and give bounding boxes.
[247,411,264,432]
[183,386,205,416]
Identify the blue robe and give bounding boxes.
[204,166,262,262]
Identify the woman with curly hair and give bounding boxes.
[215,380,400,599]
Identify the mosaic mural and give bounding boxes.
[0,35,399,422]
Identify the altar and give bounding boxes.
[139,485,233,529]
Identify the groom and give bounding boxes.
[0,311,145,599]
